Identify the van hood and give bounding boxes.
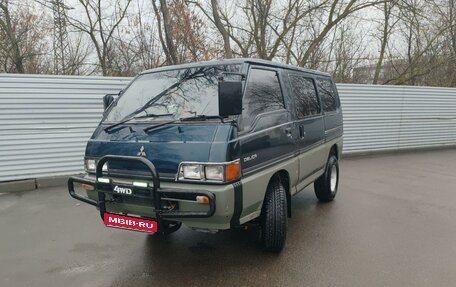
[85,123,236,178]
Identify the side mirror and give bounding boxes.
[103,94,116,111]
[218,81,243,117]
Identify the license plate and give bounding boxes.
[103,213,158,233]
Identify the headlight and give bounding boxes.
[205,165,224,181]
[85,159,96,172]
[178,160,241,183]
[84,158,108,173]
[182,164,204,180]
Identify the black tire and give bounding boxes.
[314,154,339,202]
[159,221,182,235]
[260,178,287,252]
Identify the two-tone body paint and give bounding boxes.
[233,66,343,225]
[81,59,343,231]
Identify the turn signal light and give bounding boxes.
[196,195,210,204]
[81,184,94,191]
[225,161,241,182]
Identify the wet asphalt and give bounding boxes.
[0,149,456,287]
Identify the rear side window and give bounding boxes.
[289,74,320,118]
[316,78,338,112]
[242,68,285,127]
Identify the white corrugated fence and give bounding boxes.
[0,74,131,182]
[0,74,455,182]
[338,84,456,154]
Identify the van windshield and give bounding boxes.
[104,64,241,122]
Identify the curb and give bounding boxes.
[0,175,83,193]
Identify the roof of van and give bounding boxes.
[140,58,331,77]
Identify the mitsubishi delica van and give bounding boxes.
[68,58,343,252]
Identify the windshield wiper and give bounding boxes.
[143,119,180,133]
[180,115,224,122]
[181,114,240,130]
[144,115,222,133]
[143,115,237,133]
[104,113,173,132]
[144,115,223,133]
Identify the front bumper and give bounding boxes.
[68,155,218,227]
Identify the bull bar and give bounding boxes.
[68,155,216,220]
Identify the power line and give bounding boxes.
[51,0,72,74]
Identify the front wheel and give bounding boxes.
[260,178,287,252]
[314,154,339,202]
[159,221,182,235]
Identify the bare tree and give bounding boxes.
[130,1,162,70]
[152,0,208,65]
[378,0,448,85]
[210,0,232,58]
[332,23,369,82]
[298,0,391,67]
[0,0,52,73]
[0,0,24,73]
[67,0,132,75]
[196,0,326,60]
[64,34,92,75]
[152,0,178,64]
[433,0,456,86]
[372,1,399,84]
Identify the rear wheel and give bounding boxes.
[260,178,287,252]
[314,154,339,202]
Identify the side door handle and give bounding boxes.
[299,126,306,139]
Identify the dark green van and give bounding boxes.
[68,58,343,252]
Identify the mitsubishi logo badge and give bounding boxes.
[137,146,147,157]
